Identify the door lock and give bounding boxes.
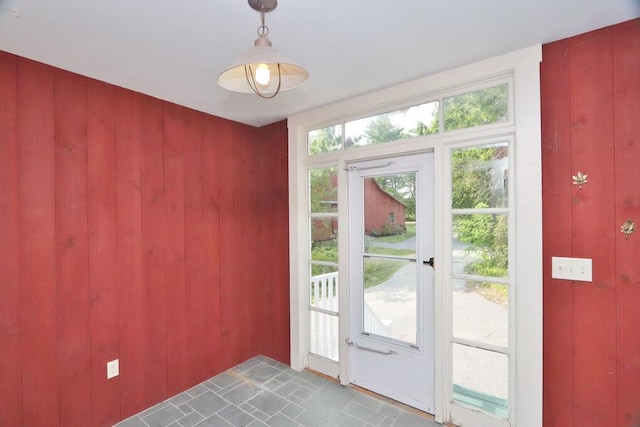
[423,257,435,268]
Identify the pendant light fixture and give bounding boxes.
[217,0,309,99]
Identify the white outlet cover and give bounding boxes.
[107,359,119,379]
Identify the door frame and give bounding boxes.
[288,45,542,426]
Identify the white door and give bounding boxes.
[347,153,435,413]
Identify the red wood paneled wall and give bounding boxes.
[0,51,290,426]
[542,19,640,427]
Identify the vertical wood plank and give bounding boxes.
[258,122,290,363]
[569,28,617,425]
[54,69,92,426]
[163,103,188,395]
[16,57,59,426]
[115,88,146,418]
[201,115,222,376]
[219,122,243,369]
[540,40,575,427]
[613,18,640,427]
[183,109,208,383]
[87,79,121,426]
[0,51,22,427]
[239,125,260,358]
[272,122,291,364]
[140,97,168,405]
[256,125,271,357]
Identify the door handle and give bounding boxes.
[423,257,435,268]
[346,338,397,355]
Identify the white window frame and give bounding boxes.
[288,45,541,426]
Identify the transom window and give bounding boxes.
[307,83,509,156]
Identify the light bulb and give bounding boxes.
[255,63,271,86]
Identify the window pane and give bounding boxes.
[311,221,338,263]
[310,167,338,213]
[363,258,416,345]
[453,280,508,347]
[308,125,342,155]
[309,311,339,361]
[453,344,508,418]
[310,267,338,311]
[453,214,508,278]
[345,101,439,149]
[444,84,508,131]
[451,143,509,209]
[311,227,338,268]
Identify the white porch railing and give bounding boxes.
[309,272,392,361]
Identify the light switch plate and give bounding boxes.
[551,257,592,282]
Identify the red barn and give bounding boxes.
[364,178,406,236]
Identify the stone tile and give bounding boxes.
[114,356,443,427]
[312,382,356,409]
[343,401,381,425]
[378,404,401,419]
[186,384,209,397]
[252,409,270,421]
[247,391,289,417]
[143,404,184,427]
[138,401,171,418]
[280,403,305,420]
[265,413,300,427]
[178,411,205,427]
[291,385,314,401]
[223,381,261,405]
[210,372,241,389]
[351,394,383,412]
[233,359,262,373]
[189,390,230,417]
[194,414,234,426]
[393,412,438,427]
[295,409,332,427]
[218,404,256,427]
[245,363,282,383]
[171,392,193,407]
[116,416,147,427]
[288,395,304,405]
[179,403,194,414]
[339,416,368,427]
[273,381,300,398]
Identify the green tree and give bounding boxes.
[362,115,417,219]
[413,84,510,280]
[308,126,342,155]
[363,114,405,144]
[414,84,508,135]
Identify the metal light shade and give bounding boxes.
[217,41,308,95]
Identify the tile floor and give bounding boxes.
[115,355,441,427]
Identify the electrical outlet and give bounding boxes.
[107,359,119,379]
[551,257,592,282]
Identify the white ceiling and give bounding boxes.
[1,0,638,127]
